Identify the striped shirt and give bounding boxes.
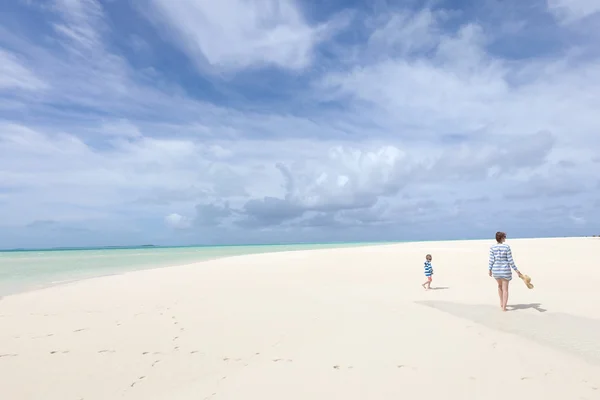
[489,243,518,280]
[424,261,433,277]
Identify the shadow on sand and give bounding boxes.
[508,303,547,313]
[415,300,600,366]
[429,286,450,291]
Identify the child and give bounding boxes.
[422,254,433,290]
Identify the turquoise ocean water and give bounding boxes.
[0,242,386,297]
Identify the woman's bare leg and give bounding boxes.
[501,280,510,311]
[496,279,503,308]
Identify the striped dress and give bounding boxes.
[424,261,433,277]
[489,243,519,281]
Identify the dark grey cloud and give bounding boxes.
[25,220,93,233]
[454,196,490,205]
[557,160,576,169]
[135,187,209,206]
[238,197,304,228]
[296,212,340,228]
[194,202,233,226]
[231,131,555,228]
[181,130,559,231]
[432,131,555,180]
[26,220,59,228]
[504,173,586,200]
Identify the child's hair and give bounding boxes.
[495,231,506,243]
[425,254,432,260]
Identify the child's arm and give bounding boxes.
[488,247,494,276]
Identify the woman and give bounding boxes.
[488,232,522,311]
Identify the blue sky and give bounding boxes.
[1,0,599,249]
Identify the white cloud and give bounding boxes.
[366,9,442,58]
[1,2,600,247]
[547,0,600,23]
[1,118,556,231]
[162,130,563,230]
[143,0,343,72]
[100,119,142,138]
[52,0,105,50]
[164,213,192,229]
[0,122,214,224]
[570,214,586,225]
[320,8,600,151]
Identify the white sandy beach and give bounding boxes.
[1,238,599,399]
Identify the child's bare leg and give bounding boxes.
[427,278,432,289]
[501,280,509,311]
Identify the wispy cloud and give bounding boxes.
[0,48,47,91]
[142,0,348,73]
[547,0,600,23]
[52,0,106,50]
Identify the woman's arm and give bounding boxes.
[488,247,494,275]
[506,246,521,274]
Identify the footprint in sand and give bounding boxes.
[130,376,146,387]
[32,333,54,339]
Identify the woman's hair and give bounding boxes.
[495,231,506,242]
